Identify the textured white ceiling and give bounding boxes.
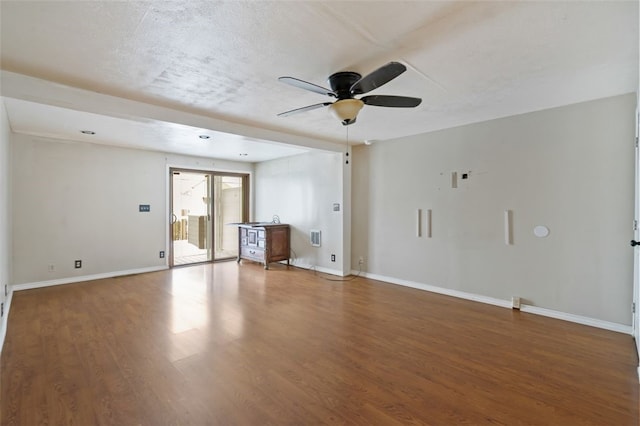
[0,1,638,159]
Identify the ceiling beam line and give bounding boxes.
[0,71,346,153]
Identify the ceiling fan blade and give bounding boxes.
[350,62,407,95]
[361,95,422,108]
[277,102,332,117]
[278,77,336,97]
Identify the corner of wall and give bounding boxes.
[254,151,347,274]
[0,97,13,353]
[0,288,13,353]
[342,151,352,275]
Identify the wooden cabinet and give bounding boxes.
[237,224,290,270]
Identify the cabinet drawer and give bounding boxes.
[241,246,264,262]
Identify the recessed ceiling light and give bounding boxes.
[80,130,95,135]
[199,135,210,139]
[239,153,248,157]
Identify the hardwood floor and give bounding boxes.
[1,262,638,425]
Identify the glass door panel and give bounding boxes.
[213,175,244,260]
[171,170,212,266]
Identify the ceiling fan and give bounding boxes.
[277,61,422,126]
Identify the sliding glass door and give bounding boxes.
[170,169,248,266]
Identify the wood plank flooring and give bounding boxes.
[1,262,638,425]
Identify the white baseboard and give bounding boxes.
[352,270,632,335]
[0,289,13,354]
[313,265,346,277]
[519,304,631,334]
[288,261,346,277]
[12,266,169,292]
[354,270,511,309]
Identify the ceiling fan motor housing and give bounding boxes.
[328,71,361,99]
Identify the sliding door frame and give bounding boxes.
[168,167,249,268]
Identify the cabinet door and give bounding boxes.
[248,230,258,246]
[269,228,289,257]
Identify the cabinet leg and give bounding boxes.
[237,257,241,264]
[264,263,269,270]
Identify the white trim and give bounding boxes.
[519,305,631,334]
[289,261,345,277]
[354,270,511,309]
[12,266,168,292]
[243,260,346,277]
[0,289,13,354]
[312,265,345,277]
[352,270,632,334]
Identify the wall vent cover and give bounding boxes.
[310,229,321,247]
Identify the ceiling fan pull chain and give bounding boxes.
[345,126,350,165]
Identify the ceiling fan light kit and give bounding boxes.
[329,99,364,125]
[278,61,422,126]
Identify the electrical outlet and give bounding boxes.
[48,264,55,272]
[359,256,365,265]
[159,251,165,259]
[331,254,336,262]
[75,260,82,269]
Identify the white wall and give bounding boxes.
[254,151,347,274]
[352,93,636,325]
[11,134,252,285]
[0,99,12,345]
